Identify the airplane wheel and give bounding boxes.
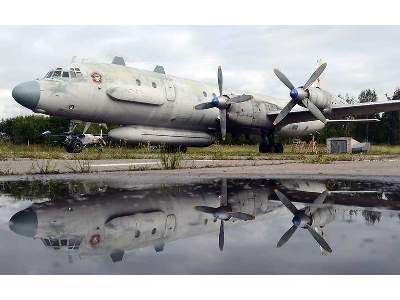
[259,142,272,153]
[274,143,284,153]
[72,140,84,153]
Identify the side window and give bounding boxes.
[45,71,53,79]
[152,82,157,88]
[62,71,69,78]
[136,79,141,86]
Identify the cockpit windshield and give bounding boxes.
[44,66,83,80]
[41,237,82,250]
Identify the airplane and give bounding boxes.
[41,121,107,153]
[7,177,399,262]
[7,178,280,262]
[11,56,400,153]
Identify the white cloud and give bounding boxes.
[1,26,400,119]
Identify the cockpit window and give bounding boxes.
[45,66,84,80]
[45,71,53,79]
[53,70,62,78]
[74,68,83,77]
[41,237,82,250]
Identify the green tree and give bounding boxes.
[387,88,400,145]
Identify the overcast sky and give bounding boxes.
[1,26,399,119]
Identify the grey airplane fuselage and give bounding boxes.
[30,62,329,144]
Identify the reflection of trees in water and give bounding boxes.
[362,210,382,225]
[0,180,101,202]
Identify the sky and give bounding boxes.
[0,25,399,119]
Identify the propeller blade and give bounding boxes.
[303,62,327,90]
[218,66,223,97]
[273,99,297,126]
[274,189,299,215]
[220,178,228,207]
[277,225,298,248]
[273,69,295,90]
[194,102,214,110]
[306,225,332,253]
[220,108,227,140]
[229,94,253,103]
[228,212,255,221]
[301,98,327,124]
[219,220,224,251]
[195,206,216,214]
[309,191,328,215]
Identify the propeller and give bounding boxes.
[194,66,253,139]
[273,63,328,126]
[195,179,255,251]
[275,189,332,253]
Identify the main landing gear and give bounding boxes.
[259,131,283,153]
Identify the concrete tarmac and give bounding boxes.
[0,157,400,177]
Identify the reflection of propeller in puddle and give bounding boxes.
[275,189,332,253]
[195,179,255,251]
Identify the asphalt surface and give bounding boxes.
[1,157,400,177]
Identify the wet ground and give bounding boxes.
[1,174,400,274]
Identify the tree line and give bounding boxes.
[1,88,400,145]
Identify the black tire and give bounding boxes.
[72,140,84,153]
[274,143,284,153]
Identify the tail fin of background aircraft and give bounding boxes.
[315,58,325,89]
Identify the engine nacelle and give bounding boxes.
[108,125,215,147]
[307,87,333,110]
[276,120,325,137]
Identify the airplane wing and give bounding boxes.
[267,100,400,125]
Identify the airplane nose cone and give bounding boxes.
[9,207,38,238]
[12,81,40,110]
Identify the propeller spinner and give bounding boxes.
[194,66,253,139]
[275,189,332,253]
[195,179,255,251]
[273,63,328,126]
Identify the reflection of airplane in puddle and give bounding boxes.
[7,178,400,261]
[8,179,278,262]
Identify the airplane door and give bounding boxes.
[164,214,176,237]
[164,78,176,101]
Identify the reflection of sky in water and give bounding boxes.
[0,177,400,274]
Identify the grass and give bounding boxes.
[30,160,59,174]
[0,142,400,166]
[66,158,92,173]
[159,149,183,169]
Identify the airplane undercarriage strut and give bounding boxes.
[259,130,283,153]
